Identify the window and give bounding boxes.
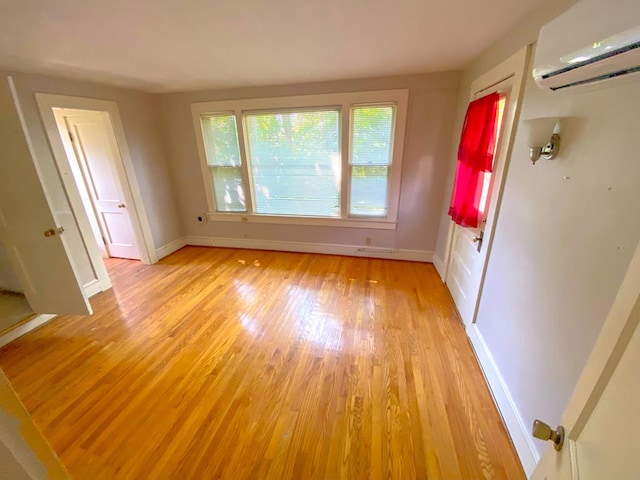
[350,105,395,217]
[192,91,408,228]
[478,96,507,216]
[245,109,340,217]
[200,113,245,212]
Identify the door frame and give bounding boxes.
[36,94,157,267]
[442,45,531,325]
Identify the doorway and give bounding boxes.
[443,46,531,326]
[54,108,141,261]
[36,94,157,297]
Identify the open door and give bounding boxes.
[0,76,91,315]
[531,240,640,480]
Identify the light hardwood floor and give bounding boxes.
[0,247,524,479]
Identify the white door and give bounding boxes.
[447,91,508,326]
[445,47,529,326]
[64,112,140,260]
[0,77,90,315]
[447,224,490,325]
[531,239,640,480]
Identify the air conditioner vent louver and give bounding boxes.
[533,0,640,91]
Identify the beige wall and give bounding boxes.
[159,72,461,252]
[7,71,182,252]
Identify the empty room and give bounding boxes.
[1,0,639,478]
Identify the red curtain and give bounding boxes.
[448,92,500,228]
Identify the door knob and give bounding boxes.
[532,419,565,451]
[118,203,126,208]
[43,226,65,237]
[472,236,482,243]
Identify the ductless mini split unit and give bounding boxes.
[533,0,640,90]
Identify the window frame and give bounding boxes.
[191,90,408,230]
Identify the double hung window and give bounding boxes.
[193,91,408,228]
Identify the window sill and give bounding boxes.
[206,213,397,230]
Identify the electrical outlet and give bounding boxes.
[196,212,208,224]
[365,237,372,246]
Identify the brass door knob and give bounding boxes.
[532,419,565,451]
[472,236,482,243]
[43,226,64,237]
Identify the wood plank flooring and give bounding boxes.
[0,247,524,479]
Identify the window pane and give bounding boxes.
[351,106,394,166]
[350,166,388,217]
[201,114,241,167]
[245,110,340,217]
[210,166,245,212]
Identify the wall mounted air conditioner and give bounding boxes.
[533,0,640,91]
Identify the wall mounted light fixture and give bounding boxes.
[523,117,561,165]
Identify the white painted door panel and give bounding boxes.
[448,226,484,324]
[65,113,140,260]
[0,77,90,315]
[533,241,640,480]
[574,325,639,480]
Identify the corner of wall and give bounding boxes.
[461,0,577,85]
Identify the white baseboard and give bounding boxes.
[0,314,56,349]
[432,254,446,281]
[467,324,539,477]
[183,236,433,262]
[156,237,187,260]
[83,279,105,298]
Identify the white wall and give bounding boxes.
[159,73,460,254]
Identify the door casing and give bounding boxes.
[36,94,157,276]
[57,110,142,261]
